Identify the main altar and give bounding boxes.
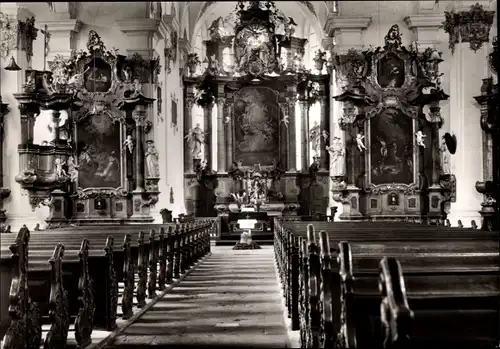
[183,1,330,220]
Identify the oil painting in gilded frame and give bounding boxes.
[233,87,280,166]
[77,112,121,189]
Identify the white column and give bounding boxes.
[324,15,372,219]
[445,1,494,226]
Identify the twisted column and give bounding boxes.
[132,106,146,191]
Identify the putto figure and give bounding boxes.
[415,130,426,148]
[123,135,135,154]
[356,132,367,152]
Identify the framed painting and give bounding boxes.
[369,107,414,185]
[76,112,122,189]
[233,87,280,166]
[84,58,113,93]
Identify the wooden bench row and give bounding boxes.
[0,220,214,349]
[273,219,499,347]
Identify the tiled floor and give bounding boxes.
[104,246,293,348]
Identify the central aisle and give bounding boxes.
[104,246,292,348]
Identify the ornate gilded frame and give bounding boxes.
[70,30,128,201]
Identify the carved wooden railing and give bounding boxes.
[44,243,70,349]
[136,232,147,308]
[290,233,300,331]
[74,239,95,349]
[318,230,334,347]
[147,229,158,299]
[179,224,187,274]
[157,227,166,290]
[298,236,310,348]
[2,226,42,349]
[307,225,321,348]
[104,236,118,331]
[173,224,181,279]
[166,226,174,283]
[121,234,134,320]
[336,241,357,348]
[379,257,414,348]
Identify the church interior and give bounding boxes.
[0,0,498,348]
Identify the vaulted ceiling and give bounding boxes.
[18,1,333,42]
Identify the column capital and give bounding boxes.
[37,19,82,34]
[38,19,82,60]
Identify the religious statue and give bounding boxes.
[122,135,135,154]
[145,140,160,177]
[185,123,205,159]
[439,140,451,175]
[309,121,322,156]
[356,132,367,152]
[67,155,79,182]
[326,137,346,176]
[133,79,143,94]
[54,158,67,179]
[415,130,426,148]
[68,66,89,91]
[322,130,329,143]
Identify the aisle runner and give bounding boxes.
[105,246,291,348]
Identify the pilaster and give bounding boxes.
[37,19,82,61]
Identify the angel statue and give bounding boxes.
[326,137,346,176]
[309,121,322,156]
[415,130,426,148]
[185,123,205,159]
[356,132,367,152]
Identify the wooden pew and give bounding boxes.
[335,241,498,347]
[274,219,499,347]
[0,220,214,348]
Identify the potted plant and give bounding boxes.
[313,49,327,72]
[186,53,200,76]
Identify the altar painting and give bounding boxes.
[77,113,121,188]
[233,87,279,166]
[84,58,112,93]
[370,107,413,184]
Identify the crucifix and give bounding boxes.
[40,24,51,72]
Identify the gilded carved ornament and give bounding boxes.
[443,3,495,54]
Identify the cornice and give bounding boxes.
[324,14,372,36]
[115,18,160,35]
[37,19,83,34]
[404,15,444,30]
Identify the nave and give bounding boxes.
[0,217,498,348]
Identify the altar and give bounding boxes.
[183,1,329,219]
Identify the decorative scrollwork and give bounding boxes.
[104,236,118,331]
[367,182,419,195]
[74,239,95,348]
[121,234,134,320]
[44,243,70,349]
[3,226,42,349]
[75,187,128,200]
